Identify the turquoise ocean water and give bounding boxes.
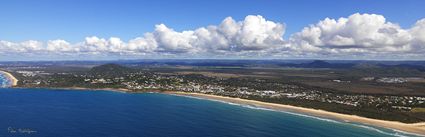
[0,73,11,88]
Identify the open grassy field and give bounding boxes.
[412,108,425,113]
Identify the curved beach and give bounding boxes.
[0,70,18,87]
[169,92,425,136]
[10,85,425,135]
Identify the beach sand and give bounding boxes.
[168,92,425,135]
[0,70,18,86]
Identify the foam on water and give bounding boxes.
[0,73,11,88]
[182,95,346,124]
[173,94,424,137]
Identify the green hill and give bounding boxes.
[90,64,133,75]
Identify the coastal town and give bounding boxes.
[1,62,423,124]
[1,61,425,135]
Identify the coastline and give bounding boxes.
[11,86,425,135]
[167,92,425,136]
[0,70,18,87]
[18,87,132,93]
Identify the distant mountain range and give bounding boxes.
[278,60,355,69]
[2,59,425,72]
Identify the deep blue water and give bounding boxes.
[0,88,422,137]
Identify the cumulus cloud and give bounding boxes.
[288,13,420,56]
[127,34,158,52]
[409,19,425,51]
[47,40,74,52]
[152,24,197,53]
[198,15,285,52]
[0,13,424,60]
[0,40,44,53]
[146,15,286,53]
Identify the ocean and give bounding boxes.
[0,73,11,88]
[0,88,422,137]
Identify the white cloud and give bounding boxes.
[235,15,285,50]
[196,15,285,52]
[152,24,197,53]
[288,13,416,55]
[83,36,109,52]
[1,14,425,60]
[409,19,425,51]
[126,34,158,53]
[47,40,74,52]
[0,40,44,53]
[146,15,286,53]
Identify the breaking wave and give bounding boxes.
[174,94,424,137]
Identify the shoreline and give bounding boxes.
[0,70,18,87]
[10,86,425,135]
[167,92,425,136]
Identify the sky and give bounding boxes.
[0,0,424,61]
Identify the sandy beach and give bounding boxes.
[168,92,425,136]
[0,70,18,86]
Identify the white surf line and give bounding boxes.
[169,93,424,137]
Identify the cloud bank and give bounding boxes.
[1,13,424,60]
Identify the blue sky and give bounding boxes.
[0,0,424,60]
